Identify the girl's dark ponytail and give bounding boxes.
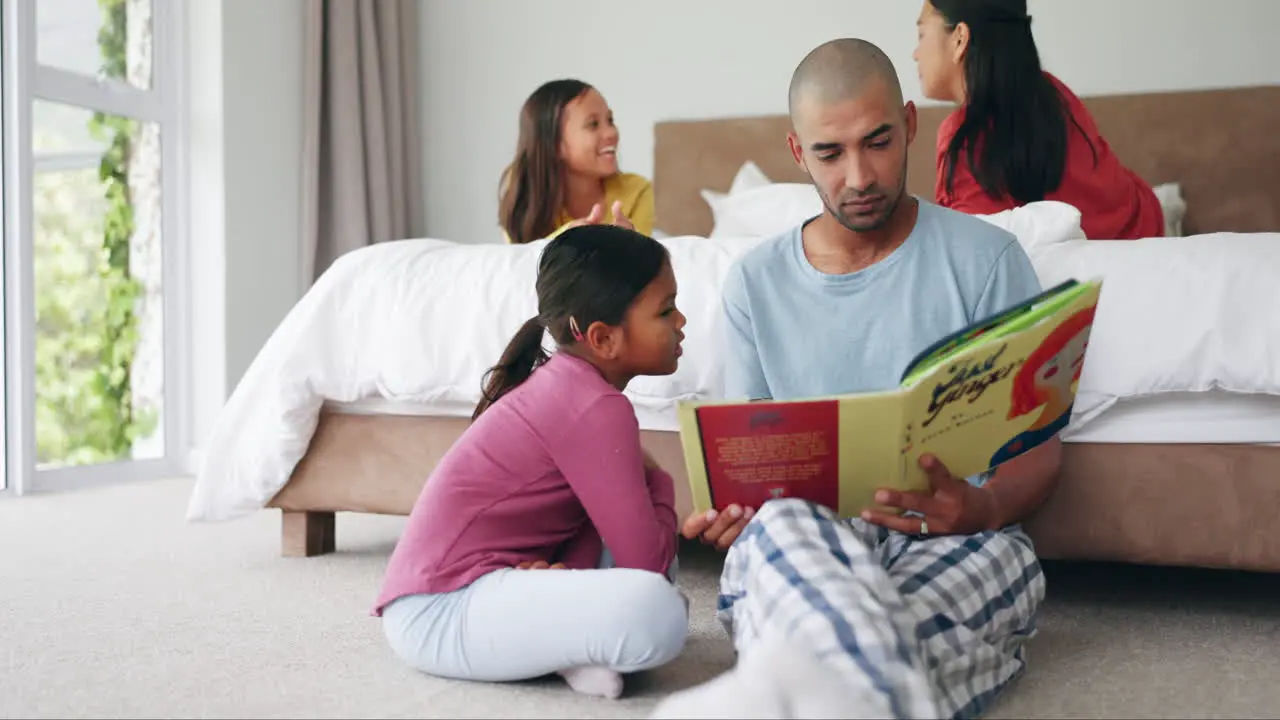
[472,316,548,420]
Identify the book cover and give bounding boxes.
[694,400,840,511]
[677,278,1103,519]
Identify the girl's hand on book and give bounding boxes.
[681,505,754,551]
[860,454,998,537]
[516,560,566,570]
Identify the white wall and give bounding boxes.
[419,0,1280,244]
[187,0,304,457]
[181,0,1276,460]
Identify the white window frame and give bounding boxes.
[1,0,189,495]
[0,0,7,495]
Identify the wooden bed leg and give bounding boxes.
[281,510,336,557]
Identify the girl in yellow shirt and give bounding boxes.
[499,79,654,244]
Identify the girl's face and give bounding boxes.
[1036,328,1090,397]
[558,88,621,179]
[617,261,686,378]
[913,1,966,103]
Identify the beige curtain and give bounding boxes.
[301,0,426,284]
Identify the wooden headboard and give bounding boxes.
[653,85,1280,237]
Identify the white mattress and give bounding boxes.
[328,397,473,418]
[189,227,1280,525]
[324,397,680,433]
[326,390,1280,446]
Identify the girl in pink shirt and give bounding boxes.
[374,224,689,699]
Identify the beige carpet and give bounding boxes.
[1,477,1278,719]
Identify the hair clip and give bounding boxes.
[569,316,584,342]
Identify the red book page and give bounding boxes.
[695,401,840,511]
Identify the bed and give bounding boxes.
[190,84,1280,572]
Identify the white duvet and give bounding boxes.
[186,204,1280,523]
[186,234,763,522]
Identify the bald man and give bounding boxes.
[658,39,1062,719]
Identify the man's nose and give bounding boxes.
[845,154,877,193]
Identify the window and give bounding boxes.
[2,0,186,494]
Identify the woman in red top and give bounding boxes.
[912,0,1164,240]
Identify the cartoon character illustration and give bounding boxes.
[989,306,1096,467]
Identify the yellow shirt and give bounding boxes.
[503,172,654,243]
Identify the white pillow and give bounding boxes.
[1151,182,1187,237]
[728,160,772,194]
[699,161,772,210]
[703,171,1085,252]
[703,161,1180,243]
[1027,231,1280,430]
[700,161,781,236]
[974,201,1088,251]
[704,182,824,239]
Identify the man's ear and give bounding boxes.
[787,131,805,168]
[903,101,918,147]
[787,131,812,178]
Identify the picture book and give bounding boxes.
[675,278,1103,519]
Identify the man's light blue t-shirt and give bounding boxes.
[721,200,1043,403]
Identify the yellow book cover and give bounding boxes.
[676,278,1102,519]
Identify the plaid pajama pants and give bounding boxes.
[717,498,1046,720]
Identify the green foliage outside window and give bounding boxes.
[34,0,155,466]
